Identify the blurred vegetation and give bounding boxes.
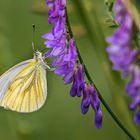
[0,0,140,140]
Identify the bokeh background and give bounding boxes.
[0,0,140,140]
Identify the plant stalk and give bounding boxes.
[65,7,136,140]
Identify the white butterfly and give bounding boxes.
[0,51,50,113]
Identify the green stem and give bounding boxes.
[65,8,137,140]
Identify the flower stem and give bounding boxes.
[65,8,137,140]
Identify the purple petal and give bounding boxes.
[70,83,77,97]
[42,32,55,40]
[63,71,74,85]
[134,109,140,124]
[54,65,67,76]
[52,55,65,66]
[50,46,66,56]
[64,38,77,62]
[46,0,54,7]
[81,83,90,114]
[94,110,103,129]
[90,85,100,112]
[76,65,85,97]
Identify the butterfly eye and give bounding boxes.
[35,51,40,56]
[35,51,43,59]
[35,52,39,57]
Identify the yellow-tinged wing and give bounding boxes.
[1,59,47,113]
[0,60,32,102]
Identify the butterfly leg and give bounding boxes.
[48,68,55,71]
[44,63,55,71]
[47,65,55,71]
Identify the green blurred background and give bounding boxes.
[0,0,140,140]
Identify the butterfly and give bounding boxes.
[0,51,50,113]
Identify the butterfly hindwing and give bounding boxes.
[0,59,47,113]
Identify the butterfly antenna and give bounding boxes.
[32,24,36,52]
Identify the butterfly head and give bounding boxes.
[34,51,49,69]
[34,51,44,62]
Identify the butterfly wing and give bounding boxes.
[0,60,32,102]
[0,59,47,113]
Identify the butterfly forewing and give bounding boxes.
[0,60,32,103]
[0,59,47,113]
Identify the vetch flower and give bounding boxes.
[134,109,140,124]
[106,0,135,73]
[126,66,140,98]
[81,83,103,128]
[81,83,90,114]
[43,0,103,128]
[70,64,85,97]
[106,0,140,124]
[53,38,77,84]
[43,0,77,85]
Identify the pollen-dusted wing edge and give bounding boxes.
[0,59,47,113]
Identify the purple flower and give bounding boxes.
[134,109,140,124]
[94,110,103,129]
[43,0,78,85]
[106,0,140,124]
[44,0,103,128]
[81,83,103,129]
[90,85,102,129]
[47,0,66,24]
[106,46,138,71]
[106,0,135,72]
[81,83,90,114]
[46,0,54,8]
[54,38,77,84]
[70,64,84,97]
[126,66,140,118]
[126,66,140,98]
